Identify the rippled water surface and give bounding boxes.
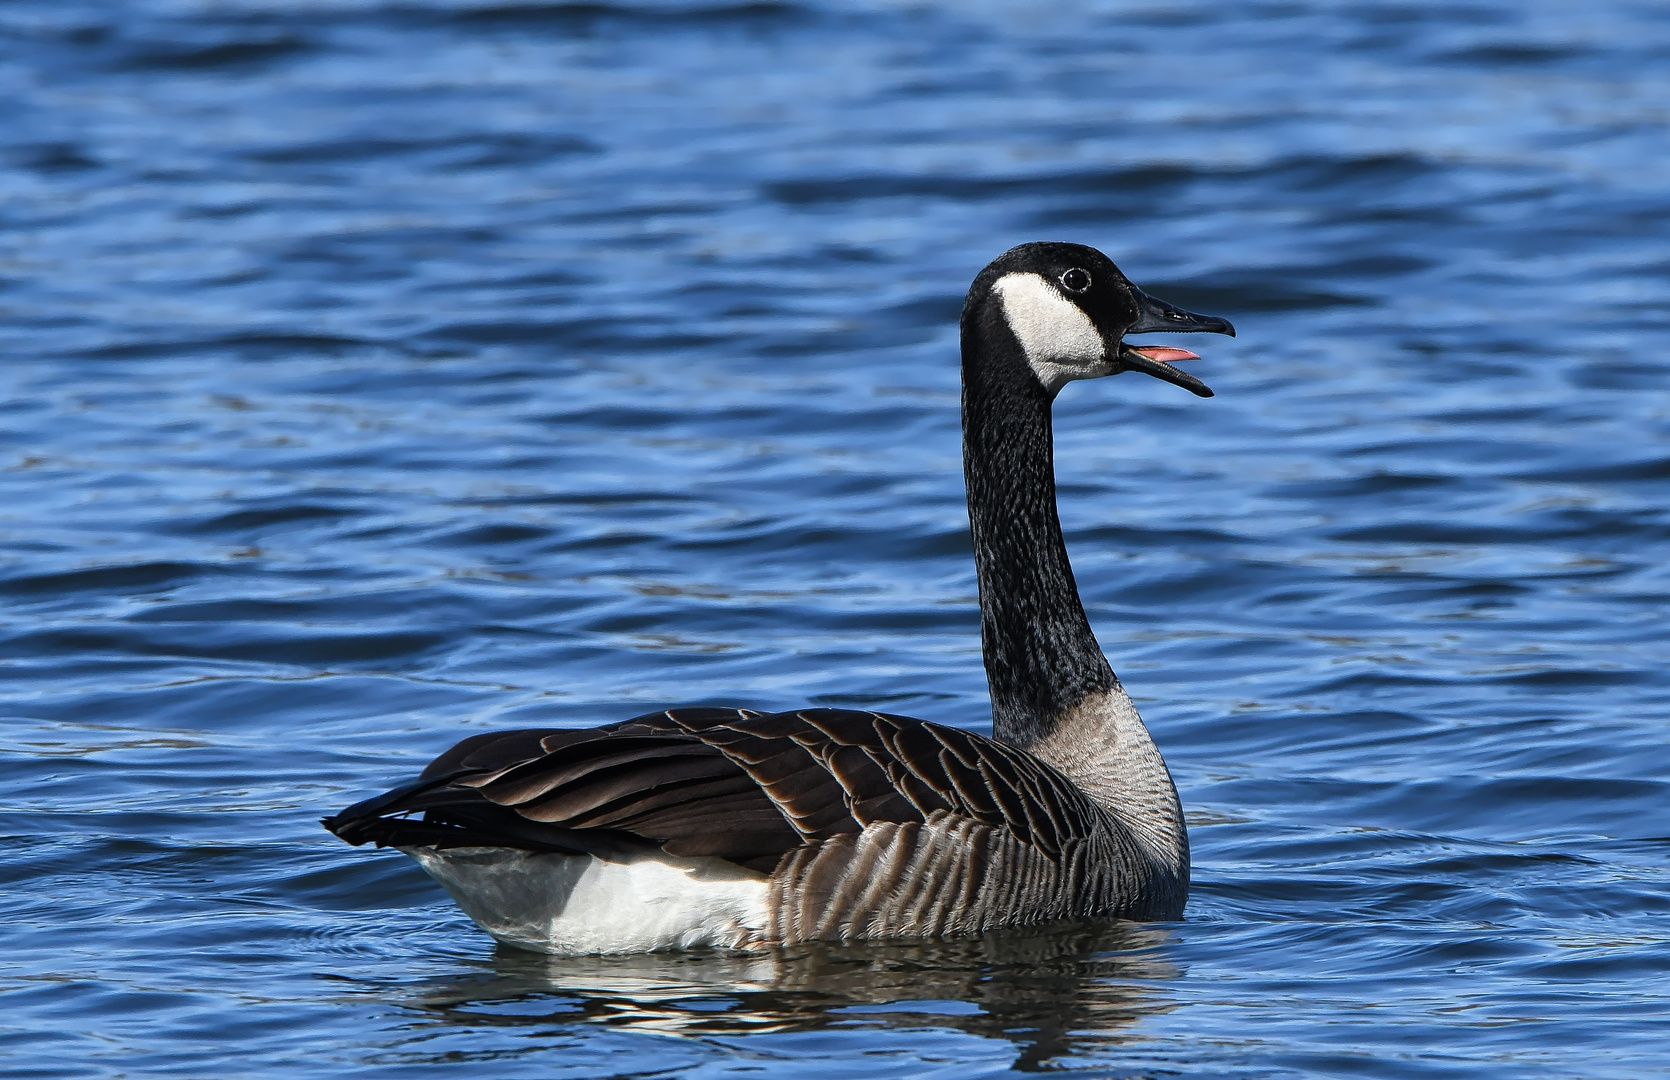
[5,1,1670,1076]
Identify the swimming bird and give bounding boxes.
[324,242,1235,954]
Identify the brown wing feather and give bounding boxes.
[324,709,799,871]
[323,705,1106,876]
[673,708,1101,859]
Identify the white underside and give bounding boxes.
[403,846,770,955]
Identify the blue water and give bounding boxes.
[4,1,1670,1076]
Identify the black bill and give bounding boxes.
[1117,286,1236,398]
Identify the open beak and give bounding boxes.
[1116,286,1236,398]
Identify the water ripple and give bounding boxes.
[3,0,1669,1077]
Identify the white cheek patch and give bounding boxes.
[992,272,1108,393]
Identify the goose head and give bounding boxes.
[965,241,1236,399]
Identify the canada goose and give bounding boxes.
[324,242,1235,954]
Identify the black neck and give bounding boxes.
[961,302,1117,748]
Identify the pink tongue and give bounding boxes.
[1129,345,1200,363]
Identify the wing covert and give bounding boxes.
[324,705,1107,873]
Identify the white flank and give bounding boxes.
[992,272,1107,392]
[404,846,770,955]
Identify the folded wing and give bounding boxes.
[323,706,1106,875]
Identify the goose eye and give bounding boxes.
[1059,268,1091,293]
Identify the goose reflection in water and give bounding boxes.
[401,921,1180,1072]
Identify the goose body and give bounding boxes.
[325,242,1235,954]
